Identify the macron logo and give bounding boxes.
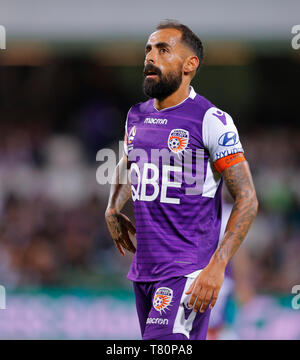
[146,317,169,325]
[144,117,168,125]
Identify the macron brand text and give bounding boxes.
[144,117,168,125]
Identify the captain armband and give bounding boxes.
[213,152,245,174]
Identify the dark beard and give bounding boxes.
[143,65,182,101]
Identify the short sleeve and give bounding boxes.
[202,107,245,173]
[123,108,131,156]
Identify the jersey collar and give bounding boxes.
[153,86,196,112]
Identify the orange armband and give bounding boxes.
[214,152,245,174]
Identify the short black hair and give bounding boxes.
[156,20,204,70]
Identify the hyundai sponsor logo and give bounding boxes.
[215,147,243,159]
[218,131,239,147]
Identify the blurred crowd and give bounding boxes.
[241,129,300,294]
[0,128,131,288]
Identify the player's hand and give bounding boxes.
[185,260,225,313]
[105,208,136,256]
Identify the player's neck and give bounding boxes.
[154,84,190,111]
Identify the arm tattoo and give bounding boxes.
[214,161,258,264]
[113,182,131,212]
[105,156,132,243]
[107,156,131,213]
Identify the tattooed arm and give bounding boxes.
[105,154,136,256]
[186,161,258,312]
[213,161,258,264]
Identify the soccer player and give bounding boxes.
[105,20,258,340]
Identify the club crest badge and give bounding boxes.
[128,125,137,144]
[168,128,189,154]
[153,287,173,314]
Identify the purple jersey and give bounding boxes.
[124,87,244,282]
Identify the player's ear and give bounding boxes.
[183,55,199,75]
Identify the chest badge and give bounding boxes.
[168,128,189,154]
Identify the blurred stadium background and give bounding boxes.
[0,0,300,339]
